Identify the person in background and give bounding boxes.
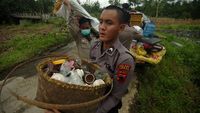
[119,3,143,49]
[118,6,135,49]
[121,3,132,12]
[79,17,98,42]
[90,5,135,113]
[78,17,98,59]
[54,0,99,60]
[57,0,99,31]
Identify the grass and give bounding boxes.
[151,17,200,26]
[0,17,72,73]
[131,33,200,113]
[157,24,200,31]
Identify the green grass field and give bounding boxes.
[158,24,200,31]
[0,17,72,73]
[131,26,200,113]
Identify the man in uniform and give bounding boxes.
[90,5,135,113]
[78,17,98,60]
[45,5,135,113]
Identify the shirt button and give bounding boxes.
[108,47,114,53]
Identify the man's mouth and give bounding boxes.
[99,33,105,37]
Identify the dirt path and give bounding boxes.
[119,74,138,113]
[0,41,138,113]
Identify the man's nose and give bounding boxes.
[99,23,106,31]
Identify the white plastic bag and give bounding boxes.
[55,3,70,22]
[133,25,143,36]
[60,60,75,76]
[93,79,105,86]
[67,69,84,85]
[51,73,69,83]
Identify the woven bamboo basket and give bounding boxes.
[35,56,112,113]
[9,56,112,113]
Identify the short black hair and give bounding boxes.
[79,17,91,25]
[103,5,130,24]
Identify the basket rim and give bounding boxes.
[9,82,113,110]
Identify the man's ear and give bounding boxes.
[119,24,126,32]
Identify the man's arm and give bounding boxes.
[96,58,135,113]
[63,0,72,13]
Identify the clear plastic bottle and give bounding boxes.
[130,39,137,49]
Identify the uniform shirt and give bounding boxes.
[78,33,98,60]
[90,38,135,113]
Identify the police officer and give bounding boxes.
[44,5,135,113]
[77,17,99,60]
[90,5,135,113]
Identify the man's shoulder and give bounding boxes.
[91,39,101,50]
[117,44,134,63]
[119,51,134,62]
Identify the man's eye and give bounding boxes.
[107,22,112,25]
[105,21,112,25]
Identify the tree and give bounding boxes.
[82,1,101,18]
[136,0,156,17]
[155,0,162,18]
[0,0,54,24]
[109,0,121,6]
[128,0,143,7]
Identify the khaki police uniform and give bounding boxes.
[78,33,98,60]
[69,19,98,60]
[90,38,135,113]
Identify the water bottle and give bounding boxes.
[130,39,137,49]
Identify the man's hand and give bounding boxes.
[63,0,72,13]
[44,109,61,113]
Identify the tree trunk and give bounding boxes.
[156,1,159,18]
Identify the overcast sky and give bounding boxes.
[80,0,128,8]
[80,0,194,7]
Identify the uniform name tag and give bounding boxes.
[118,64,131,71]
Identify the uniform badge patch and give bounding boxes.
[116,64,131,83]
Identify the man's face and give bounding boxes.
[80,22,91,30]
[99,9,124,42]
